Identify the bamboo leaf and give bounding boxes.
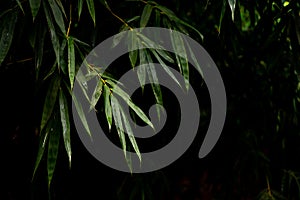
[149,49,181,87]
[104,84,113,131]
[138,49,147,90]
[35,23,47,78]
[111,95,127,157]
[218,0,227,33]
[40,75,61,131]
[59,89,71,168]
[29,0,41,20]
[78,0,83,19]
[59,38,68,74]
[120,106,141,162]
[87,0,96,25]
[170,30,189,90]
[106,80,154,129]
[128,30,138,68]
[68,36,75,89]
[43,1,60,67]
[47,116,61,189]
[90,79,103,111]
[0,11,17,66]
[48,0,66,35]
[140,4,153,27]
[32,120,51,180]
[228,0,236,21]
[16,0,25,14]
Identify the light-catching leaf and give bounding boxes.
[228,0,236,21]
[0,11,17,66]
[90,79,103,111]
[47,116,61,189]
[59,89,71,168]
[68,36,75,89]
[138,49,147,90]
[140,4,153,27]
[104,84,113,131]
[29,0,41,20]
[87,0,96,25]
[78,0,83,19]
[128,30,139,68]
[48,0,66,35]
[40,75,61,131]
[170,30,189,90]
[16,0,25,14]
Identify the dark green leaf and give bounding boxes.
[218,0,227,33]
[29,0,41,20]
[68,37,75,89]
[40,75,61,131]
[90,79,103,111]
[87,0,96,25]
[47,116,61,189]
[43,1,60,66]
[16,0,25,14]
[48,0,66,35]
[59,38,68,74]
[138,49,147,90]
[0,11,17,66]
[78,0,83,19]
[140,4,153,27]
[128,31,138,68]
[59,89,71,168]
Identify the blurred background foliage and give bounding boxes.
[0,0,300,199]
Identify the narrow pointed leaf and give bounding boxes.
[106,80,154,129]
[68,37,75,89]
[0,11,17,66]
[138,49,147,90]
[43,1,60,66]
[40,75,61,131]
[104,84,113,131]
[87,0,96,25]
[170,30,189,90]
[150,49,181,87]
[140,4,153,27]
[90,79,103,111]
[59,90,71,168]
[16,0,25,14]
[29,0,41,20]
[228,0,236,21]
[59,38,68,74]
[48,0,66,35]
[218,0,227,33]
[184,37,203,77]
[32,121,51,180]
[78,0,83,19]
[47,117,61,189]
[120,107,142,162]
[111,96,127,157]
[35,23,47,77]
[128,31,138,68]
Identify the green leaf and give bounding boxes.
[59,38,68,74]
[128,30,139,68]
[170,30,189,90]
[16,0,25,14]
[87,0,96,25]
[29,0,41,20]
[40,75,61,131]
[90,79,103,111]
[184,37,203,77]
[48,0,66,35]
[106,80,154,130]
[43,1,60,67]
[119,106,141,162]
[228,0,236,21]
[78,0,83,19]
[34,23,47,78]
[59,89,71,168]
[47,116,61,189]
[0,11,17,66]
[111,95,127,157]
[138,49,147,90]
[104,84,113,131]
[68,37,75,89]
[71,88,92,138]
[32,120,51,180]
[149,49,181,88]
[218,0,227,33]
[140,4,153,27]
